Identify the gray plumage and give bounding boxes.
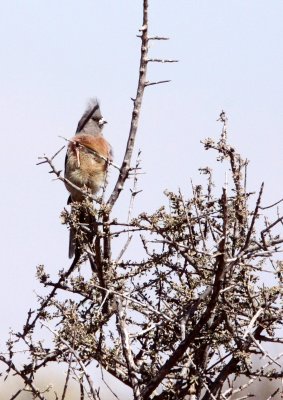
[76,98,107,136]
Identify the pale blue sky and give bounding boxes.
[0,0,282,387]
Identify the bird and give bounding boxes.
[64,98,112,258]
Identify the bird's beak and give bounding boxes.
[99,117,107,126]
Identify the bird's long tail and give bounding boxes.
[69,226,76,259]
[68,203,96,259]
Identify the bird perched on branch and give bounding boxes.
[65,98,112,258]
